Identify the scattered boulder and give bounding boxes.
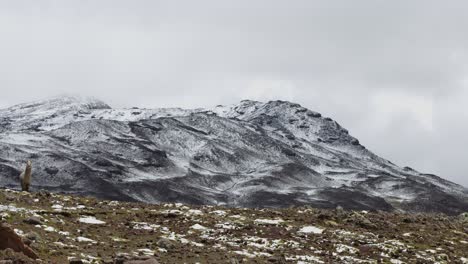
[0,224,38,260]
[156,238,175,250]
[346,212,376,229]
[126,258,159,264]
[115,255,159,264]
[0,248,37,264]
[68,258,84,264]
[325,220,339,227]
[267,255,287,263]
[23,217,42,226]
[335,205,347,218]
[4,194,15,202]
[459,212,468,223]
[37,191,51,198]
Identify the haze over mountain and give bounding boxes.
[0,96,466,215]
[2,1,468,189]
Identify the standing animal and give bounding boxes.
[19,160,32,192]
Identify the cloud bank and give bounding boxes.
[0,0,467,186]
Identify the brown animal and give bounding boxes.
[0,223,38,259]
[19,160,32,192]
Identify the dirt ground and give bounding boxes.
[0,188,467,263]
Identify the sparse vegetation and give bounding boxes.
[0,189,467,263]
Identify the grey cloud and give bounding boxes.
[0,0,467,186]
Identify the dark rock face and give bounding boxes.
[0,96,467,214]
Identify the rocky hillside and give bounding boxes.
[0,188,467,263]
[0,96,467,214]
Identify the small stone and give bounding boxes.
[156,238,175,250]
[102,258,114,264]
[69,258,84,264]
[123,256,159,264]
[4,194,15,202]
[114,257,126,264]
[438,254,450,261]
[23,216,43,225]
[267,255,287,263]
[325,220,339,227]
[459,212,468,225]
[22,238,32,246]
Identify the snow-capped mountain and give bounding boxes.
[0,96,467,214]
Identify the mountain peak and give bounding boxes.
[5,95,111,112]
[0,97,467,214]
[213,99,358,147]
[39,95,111,110]
[0,95,111,132]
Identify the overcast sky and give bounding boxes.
[0,0,467,186]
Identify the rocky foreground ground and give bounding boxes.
[0,189,467,264]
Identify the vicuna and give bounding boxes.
[19,160,32,192]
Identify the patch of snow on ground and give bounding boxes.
[161,209,183,216]
[229,215,246,220]
[186,209,203,216]
[136,249,154,256]
[214,222,237,230]
[234,249,272,258]
[78,216,106,225]
[286,255,324,263]
[298,226,324,234]
[14,229,24,236]
[51,204,63,211]
[43,226,56,232]
[190,224,209,231]
[54,242,77,249]
[211,210,227,216]
[76,237,96,243]
[254,218,284,225]
[335,244,358,254]
[0,205,26,212]
[132,221,160,231]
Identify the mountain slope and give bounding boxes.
[0,96,466,214]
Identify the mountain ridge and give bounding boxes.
[0,96,466,215]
